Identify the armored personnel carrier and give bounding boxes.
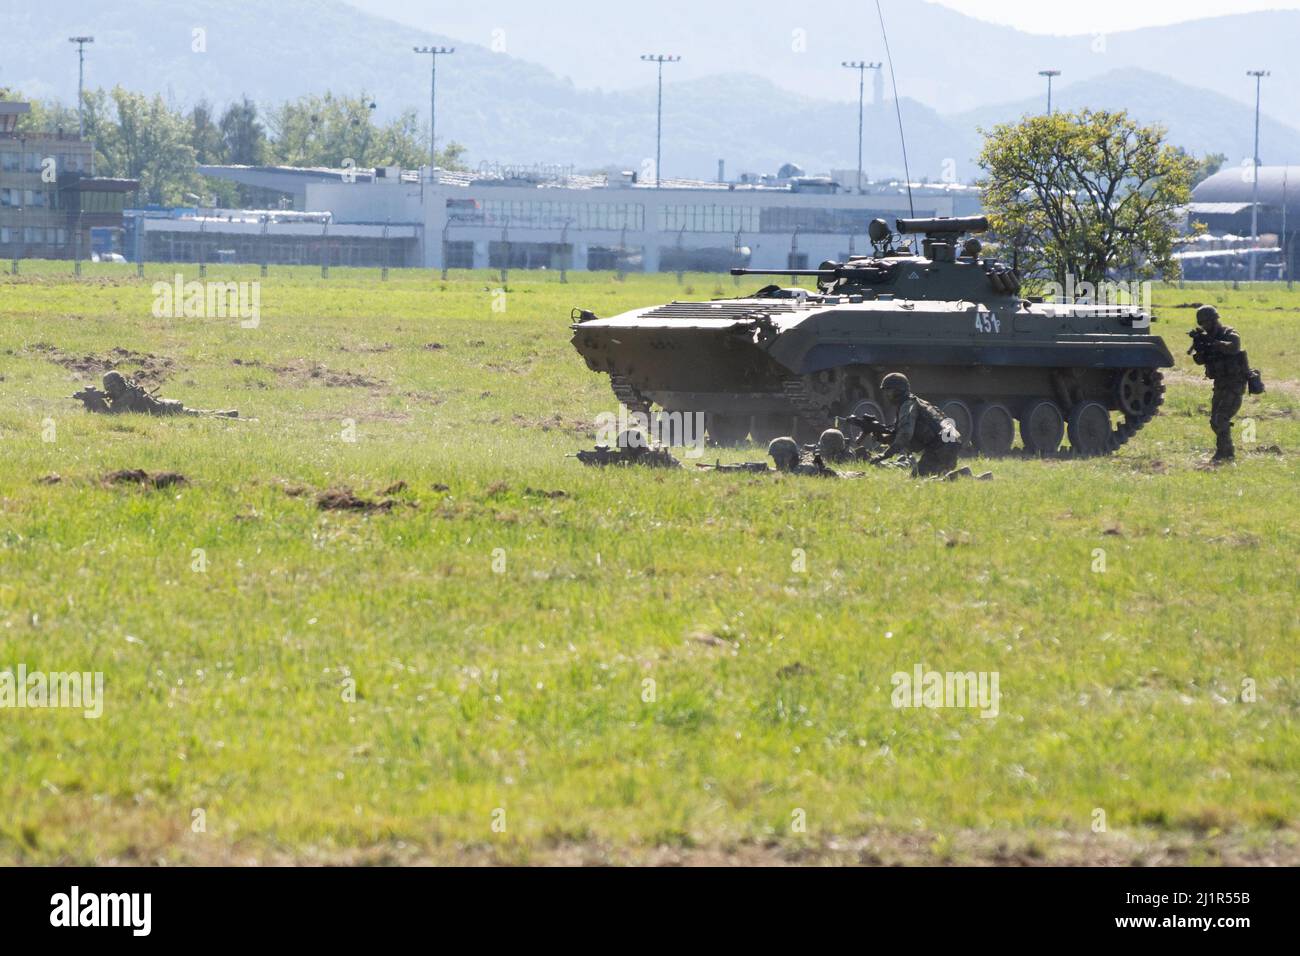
[570,216,1172,456]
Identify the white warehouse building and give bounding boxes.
[181,163,982,273]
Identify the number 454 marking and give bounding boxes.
[974,310,1001,334]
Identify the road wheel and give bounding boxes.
[1115,368,1164,418]
[706,413,749,447]
[1020,400,1065,455]
[940,400,974,449]
[974,403,1015,456]
[1067,401,1117,457]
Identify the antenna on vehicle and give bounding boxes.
[875,0,915,221]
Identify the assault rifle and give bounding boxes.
[843,412,895,445]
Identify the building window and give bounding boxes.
[443,241,474,268]
[759,207,882,234]
[481,199,644,232]
[658,204,760,234]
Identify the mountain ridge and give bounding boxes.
[3,0,1297,180]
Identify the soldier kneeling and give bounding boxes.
[871,373,977,479]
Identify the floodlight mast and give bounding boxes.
[1038,69,1061,115]
[843,61,882,194]
[1247,69,1269,281]
[641,54,681,187]
[68,37,94,138]
[414,46,455,171]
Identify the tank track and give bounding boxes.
[1065,369,1166,458]
[609,375,651,415]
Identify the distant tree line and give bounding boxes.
[0,86,467,207]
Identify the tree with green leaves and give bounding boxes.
[219,96,267,166]
[265,91,465,171]
[83,87,201,205]
[978,109,1196,285]
[189,100,225,164]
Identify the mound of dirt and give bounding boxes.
[316,487,396,514]
[28,343,177,384]
[103,469,188,489]
[281,360,386,389]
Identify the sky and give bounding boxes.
[925,0,1300,34]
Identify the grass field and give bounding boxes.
[0,261,1296,865]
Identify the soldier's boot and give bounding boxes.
[1212,431,1235,463]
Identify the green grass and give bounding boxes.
[0,261,1296,865]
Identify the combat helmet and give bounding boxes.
[880,372,911,398]
[102,370,128,395]
[817,428,846,458]
[767,436,800,470]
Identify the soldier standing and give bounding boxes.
[1189,306,1250,463]
[871,373,964,477]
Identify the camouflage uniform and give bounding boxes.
[100,371,237,418]
[1192,308,1248,461]
[880,394,961,477]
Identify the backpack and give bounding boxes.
[910,397,951,447]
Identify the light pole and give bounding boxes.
[842,61,882,194]
[641,54,681,187]
[413,46,455,172]
[68,37,94,138]
[1038,69,1061,116]
[1247,69,1269,281]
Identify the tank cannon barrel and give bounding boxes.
[729,268,840,278]
[896,215,988,236]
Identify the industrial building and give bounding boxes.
[0,101,137,260]
[1185,165,1297,280]
[185,162,983,272]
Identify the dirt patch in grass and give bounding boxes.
[232,357,387,390]
[523,487,568,499]
[25,342,177,384]
[103,469,188,489]
[510,412,593,437]
[41,824,1296,867]
[316,487,397,514]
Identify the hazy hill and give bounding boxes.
[342,0,1300,119]
[2,0,1295,180]
[955,69,1300,167]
